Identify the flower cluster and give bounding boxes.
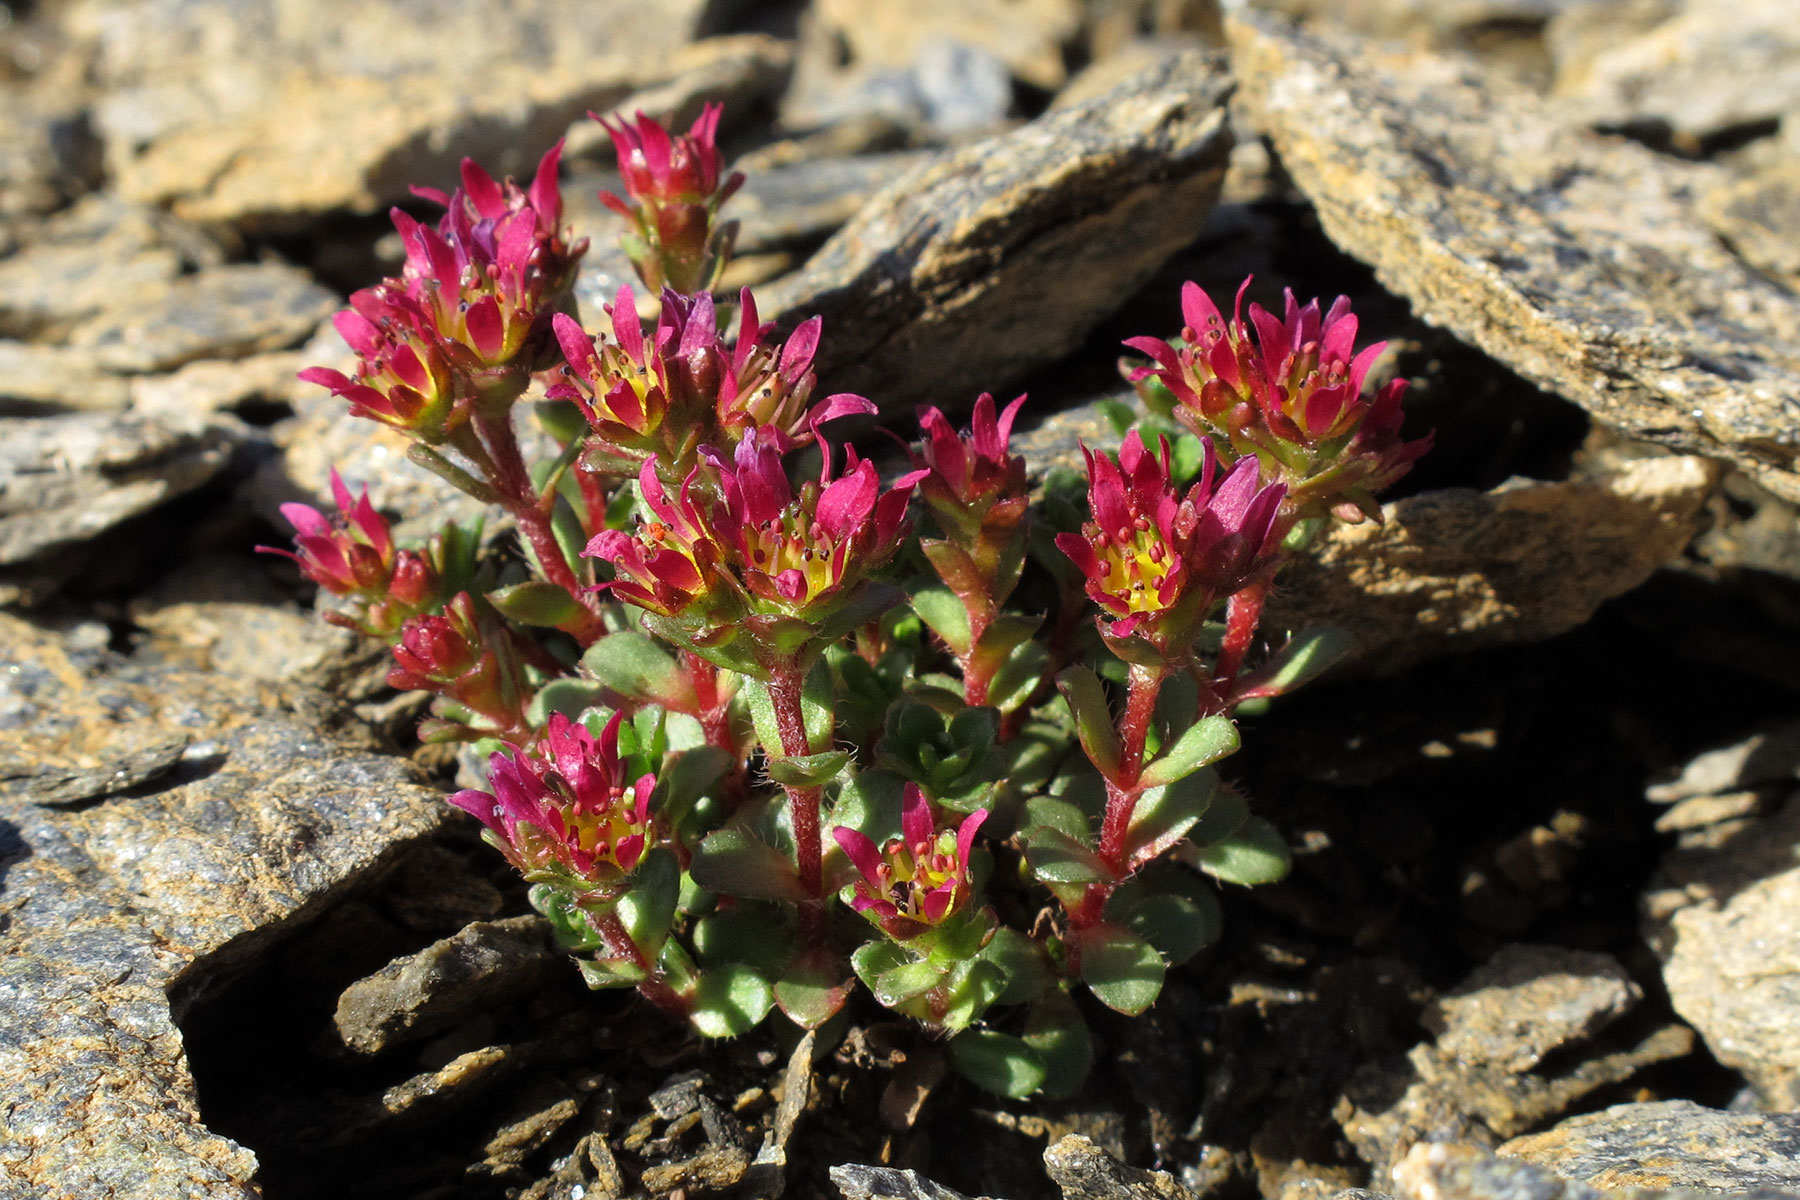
[279,104,1430,1095]
[451,712,656,891]
[599,104,744,296]
[301,145,585,441]
[1057,431,1285,656]
[259,469,440,636]
[1127,279,1431,521]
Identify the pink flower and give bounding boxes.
[716,288,874,450]
[1055,431,1285,643]
[388,593,527,738]
[598,103,740,209]
[1125,277,1431,519]
[594,105,744,296]
[584,457,728,620]
[449,711,656,889]
[913,392,1028,509]
[301,144,585,437]
[833,784,987,940]
[258,470,437,634]
[708,425,921,617]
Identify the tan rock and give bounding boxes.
[810,0,1083,92]
[1227,14,1800,505]
[1699,160,1800,291]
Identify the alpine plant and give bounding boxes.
[273,103,1429,1097]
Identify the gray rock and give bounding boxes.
[831,1163,988,1200]
[1044,1133,1200,1200]
[1226,13,1800,507]
[1394,1143,1626,1200]
[1549,0,1800,148]
[1340,945,1690,1184]
[129,350,310,418]
[0,612,445,1197]
[0,194,217,340]
[0,75,102,219]
[0,339,134,411]
[66,0,729,229]
[1501,1101,1800,1193]
[0,410,240,596]
[763,49,1233,412]
[1425,946,1640,1074]
[67,262,338,374]
[806,0,1081,94]
[1646,723,1800,804]
[1647,797,1800,1109]
[334,915,561,1055]
[1700,162,1800,292]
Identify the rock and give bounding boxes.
[1549,0,1800,149]
[130,350,309,418]
[1646,721,1800,804]
[1393,1143,1602,1200]
[1501,1101,1800,1193]
[68,0,768,232]
[1270,456,1718,673]
[0,410,241,601]
[333,915,561,1055]
[66,262,338,374]
[1700,162,1800,291]
[1648,797,1800,1109]
[831,1163,987,1200]
[0,194,218,340]
[1423,946,1640,1074]
[1253,0,1601,50]
[763,49,1233,413]
[0,613,445,1197]
[1044,1134,1200,1200]
[808,0,1080,93]
[1226,13,1800,507]
[1338,945,1691,1183]
[0,77,102,219]
[742,1030,816,1199]
[0,339,134,411]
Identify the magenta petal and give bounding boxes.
[447,787,505,836]
[529,140,565,225]
[955,808,989,869]
[816,461,878,541]
[279,502,331,538]
[995,393,1027,452]
[1210,455,1263,527]
[460,158,506,218]
[332,309,383,358]
[552,314,594,378]
[833,826,885,883]
[773,568,808,601]
[901,783,932,848]
[464,296,506,360]
[1181,279,1225,336]
[780,317,821,382]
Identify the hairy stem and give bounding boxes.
[766,665,825,905]
[1071,662,1168,929]
[592,908,687,1020]
[1211,576,1271,699]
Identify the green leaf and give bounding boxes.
[1024,826,1113,884]
[616,848,680,953]
[1106,868,1221,965]
[852,942,942,1006]
[529,884,603,952]
[987,637,1049,714]
[1139,715,1239,788]
[1236,625,1354,701]
[936,957,1006,1034]
[947,1030,1046,1099]
[578,955,647,989]
[1122,768,1216,867]
[1024,991,1095,1100]
[1056,667,1121,780]
[527,678,610,726]
[691,828,807,902]
[533,396,588,445]
[910,585,972,656]
[1074,923,1165,1015]
[766,750,852,788]
[689,964,774,1038]
[581,630,696,710]
[693,907,791,975]
[1096,398,1137,436]
[981,926,1051,1007]
[1186,780,1248,846]
[487,580,583,628]
[407,443,501,504]
[774,947,851,1029]
[1192,815,1291,886]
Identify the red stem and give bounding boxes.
[960,606,993,708]
[475,412,606,645]
[1071,662,1167,929]
[592,908,687,1020]
[767,664,829,948]
[1211,576,1271,701]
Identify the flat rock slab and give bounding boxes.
[1424,945,1640,1075]
[1648,797,1800,1108]
[70,0,772,231]
[1502,1100,1800,1193]
[0,613,445,1198]
[1227,14,1800,506]
[0,409,240,565]
[762,48,1233,413]
[1393,1141,1777,1200]
[1268,455,1718,673]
